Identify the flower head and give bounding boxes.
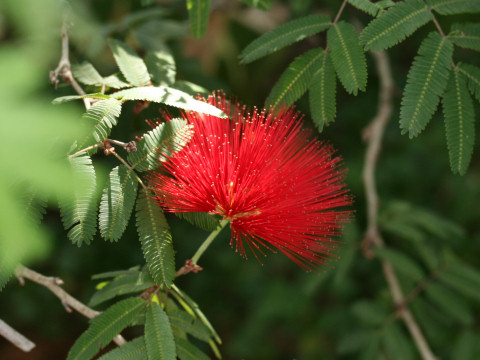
[150,93,352,270]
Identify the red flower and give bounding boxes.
[150,93,352,270]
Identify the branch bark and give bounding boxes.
[0,319,35,352]
[362,50,438,360]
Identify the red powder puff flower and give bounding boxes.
[149,93,352,270]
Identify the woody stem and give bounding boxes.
[191,219,229,265]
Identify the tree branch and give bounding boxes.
[361,51,438,360]
[0,318,35,352]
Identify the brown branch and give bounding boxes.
[361,51,438,360]
[0,319,35,352]
[14,265,126,347]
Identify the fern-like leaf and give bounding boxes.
[76,98,123,151]
[187,0,211,39]
[456,62,480,102]
[175,212,220,232]
[443,69,475,175]
[266,48,324,108]
[0,265,11,291]
[67,297,146,360]
[360,0,433,51]
[112,86,227,118]
[97,337,147,360]
[23,190,47,226]
[128,118,194,172]
[59,154,97,246]
[136,189,175,287]
[99,165,138,242]
[146,49,177,86]
[347,0,392,17]
[309,51,336,131]
[52,93,111,105]
[175,338,210,360]
[427,0,480,15]
[399,32,453,138]
[449,23,480,52]
[239,0,272,11]
[73,62,104,86]
[108,39,151,87]
[145,302,177,360]
[328,22,367,95]
[239,15,331,64]
[168,309,211,342]
[172,81,209,97]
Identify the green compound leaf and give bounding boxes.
[187,0,211,39]
[145,302,177,360]
[309,51,336,132]
[382,322,415,360]
[427,0,480,15]
[168,309,212,342]
[175,338,210,360]
[456,62,480,103]
[347,0,392,17]
[266,48,324,109]
[239,14,331,64]
[128,118,194,172]
[108,38,151,87]
[172,81,209,97]
[52,93,111,105]
[239,0,272,11]
[175,212,220,232]
[425,283,473,325]
[0,265,11,291]
[373,247,424,282]
[449,23,480,52]
[97,336,147,360]
[146,49,177,86]
[112,86,227,118]
[59,154,97,246]
[399,32,453,138]
[73,62,104,86]
[136,189,175,287]
[327,21,367,95]
[360,0,433,51]
[99,165,138,242]
[443,68,475,175]
[67,297,146,360]
[76,98,122,152]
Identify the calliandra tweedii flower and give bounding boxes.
[150,93,352,270]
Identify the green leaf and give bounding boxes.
[112,86,227,118]
[0,265,12,291]
[351,301,386,325]
[187,0,211,39]
[266,48,324,108]
[136,189,175,287]
[443,68,475,175]
[175,212,221,232]
[22,190,47,226]
[99,165,138,242]
[456,62,480,102]
[168,309,211,342]
[108,38,151,87]
[400,32,453,138]
[175,338,210,360]
[382,322,415,360]
[52,93,111,105]
[327,21,367,95]
[67,297,146,360]
[359,335,381,360]
[452,330,476,360]
[172,81,209,97]
[103,75,131,89]
[76,98,123,151]
[309,51,336,131]
[438,268,480,302]
[128,118,194,172]
[59,154,97,246]
[146,49,176,86]
[360,0,433,51]
[347,0,389,17]
[90,271,155,307]
[374,247,425,281]
[449,23,480,52]
[73,62,104,86]
[239,0,272,10]
[427,0,480,15]
[239,15,331,64]
[145,302,177,360]
[97,337,147,360]
[425,283,473,325]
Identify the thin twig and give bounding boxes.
[14,265,126,347]
[112,151,148,191]
[361,51,438,360]
[0,319,35,352]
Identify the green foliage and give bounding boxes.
[59,154,98,246]
[0,265,11,291]
[382,322,415,360]
[239,15,331,64]
[266,48,324,108]
[145,302,177,360]
[347,0,393,17]
[399,32,453,138]
[186,0,211,39]
[108,38,151,87]
[424,283,473,325]
[442,68,475,175]
[456,62,480,102]
[453,330,476,360]
[373,247,424,282]
[309,51,336,131]
[67,297,146,360]
[449,23,480,52]
[128,118,194,172]
[136,190,175,287]
[97,337,147,360]
[175,338,210,360]
[427,0,480,15]
[146,49,176,86]
[167,309,212,342]
[52,93,111,104]
[72,62,130,89]
[99,165,138,242]
[239,0,272,11]
[360,0,433,51]
[175,212,221,232]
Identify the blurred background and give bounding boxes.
[1,0,479,359]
